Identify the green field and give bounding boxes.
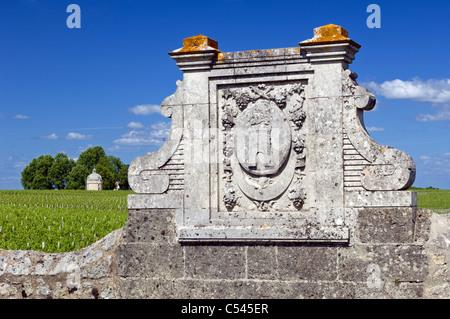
[0,188,448,253]
[410,187,450,215]
[0,190,132,253]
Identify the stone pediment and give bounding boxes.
[127,24,416,243]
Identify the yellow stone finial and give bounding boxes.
[173,35,221,53]
[301,24,360,47]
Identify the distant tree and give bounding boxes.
[49,153,76,190]
[21,155,54,190]
[68,146,129,190]
[108,155,122,175]
[106,155,129,190]
[117,164,129,190]
[77,146,106,171]
[66,164,90,190]
[95,160,115,190]
[21,146,129,190]
[21,158,38,190]
[32,173,52,190]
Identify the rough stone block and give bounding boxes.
[115,243,183,279]
[277,245,337,281]
[413,208,433,243]
[117,278,148,299]
[247,245,278,280]
[338,244,427,283]
[351,281,424,299]
[81,261,109,279]
[184,245,246,280]
[356,208,415,243]
[179,279,251,299]
[121,209,176,244]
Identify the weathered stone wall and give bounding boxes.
[1,208,447,299]
[0,229,122,299]
[116,207,449,299]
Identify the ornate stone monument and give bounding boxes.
[127,24,416,244]
[1,24,449,300]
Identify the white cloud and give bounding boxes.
[12,114,30,119]
[366,126,385,132]
[128,104,161,115]
[415,104,450,122]
[149,122,171,138]
[113,137,150,146]
[113,121,171,146]
[40,133,59,140]
[14,161,27,169]
[67,126,122,131]
[364,78,450,104]
[76,144,94,153]
[419,153,450,175]
[363,78,450,122]
[65,132,93,140]
[0,176,20,181]
[127,121,144,129]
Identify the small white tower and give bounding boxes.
[86,168,103,191]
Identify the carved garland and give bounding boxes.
[220,83,307,211]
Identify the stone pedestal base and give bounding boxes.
[115,207,449,299]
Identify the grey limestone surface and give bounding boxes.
[115,207,449,299]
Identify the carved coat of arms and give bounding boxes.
[219,83,307,211]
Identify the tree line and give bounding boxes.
[21,146,129,190]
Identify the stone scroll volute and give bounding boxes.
[127,80,184,195]
[342,69,416,191]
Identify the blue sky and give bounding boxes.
[0,0,449,189]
